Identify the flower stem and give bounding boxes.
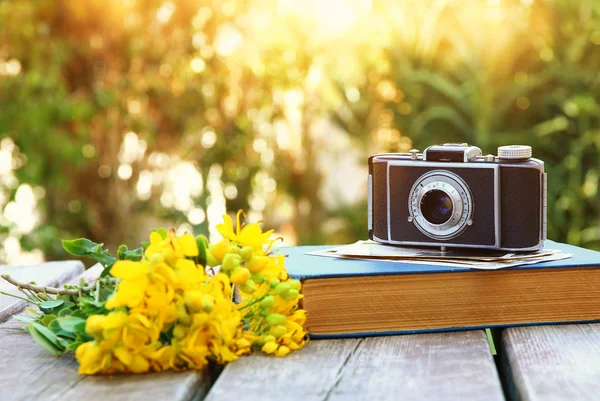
[238,295,266,311]
[0,291,40,305]
[95,280,100,302]
[24,288,43,302]
[16,287,37,302]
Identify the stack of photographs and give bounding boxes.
[307,241,572,270]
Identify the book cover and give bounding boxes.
[282,240,600,338]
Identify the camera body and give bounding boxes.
[368,144,547,251]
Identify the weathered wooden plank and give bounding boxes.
[0,261,84,322]
[0,318,209,401]
[205,338,361,401]
[0,262,210,401]
[205,330,505,401]
[502,324,600,401]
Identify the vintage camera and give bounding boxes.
[368,144,547,251]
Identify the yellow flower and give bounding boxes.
[275,345,291,357]
[184,290,215,313]
[247,255,269,273]
[144,281,176,314]
[173,258,205,290]
[232,335,254,356]
[122,313,160,351]
[209,239,230,264]
[145,231,199,265]
[230,267,251,285]
[76,341,111,375]
[100,311,128,348]
[113,347,151,373]
[75,213,307,375]
[106,261,151,309]
[261,340,278,354]
[176,233,199,257]
[85,315,105,338]
[216,210,274,250]
[261,254,288,282]
[145,344,179,371]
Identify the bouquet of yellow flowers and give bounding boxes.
[0,211,307,375]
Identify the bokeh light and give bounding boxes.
[1,0,599,263]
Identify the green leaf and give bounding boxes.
[48,318,61,332]
[48,320,77,340]
[33,323,69,348]
[56,316,87,334]
[41,314,57,327]
[28,323,64,355]
[65,333,93,351]
[118,245,143,261]
[40,300,64,309]
[117,244,128,260]
[141,241,150,248]
[14,315,36,323]
[57,308,73,317]
[154,228,168,239]
[71,310,88,319]
[25,307,41,317]
[61,238,103,256]
[28,328,62,356]
[56,301,75,311]
[62,238,117,271]
[196,235,209,266]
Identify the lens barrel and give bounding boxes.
[408,170,473,240]
[421,189,453,225]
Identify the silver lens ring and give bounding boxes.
[408,170,473,240]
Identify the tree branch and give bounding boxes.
[1,274,92,296]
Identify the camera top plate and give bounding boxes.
[423,144,482,163]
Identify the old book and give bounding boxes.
[284,240,600,338]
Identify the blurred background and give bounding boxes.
[1,0,599,264]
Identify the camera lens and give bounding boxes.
[420,189,453,225]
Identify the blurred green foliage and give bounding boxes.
[0,0,599,262]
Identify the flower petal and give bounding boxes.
[177,233,198,257]
[216,214,237,241]
[110,260,149,280]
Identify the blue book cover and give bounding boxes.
[281,241,600,338]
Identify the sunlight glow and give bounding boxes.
[163,161,203,212]
[118,164,133,180]
[278,0,367,40]
[206,164,227,242]
[136,170,153,200]
[156,1,175,24]
[190,57,206,73]
[0,59,22,76]
[4,184,39,234]
[214,24,243,56]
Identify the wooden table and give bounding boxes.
[1,262,598,401]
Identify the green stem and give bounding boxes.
[95,280,100,303]
[17,287,38,302]
[25,289,43,302]
[237,295,267,311]
[0,291,40,305]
